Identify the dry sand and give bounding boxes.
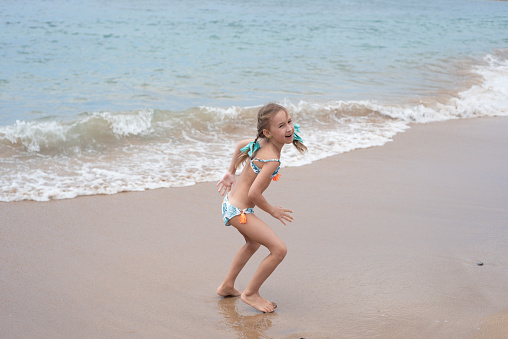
[1,116,508,338]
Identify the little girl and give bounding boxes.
[216,103,307,313]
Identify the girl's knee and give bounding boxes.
[272,243,287,261]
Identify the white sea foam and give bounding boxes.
[1,53,507,202]
[0,120,72,153]
[96,109,155,137]
[377,53,508,122]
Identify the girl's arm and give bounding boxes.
[216,138,254,196]
[247,162,294,225]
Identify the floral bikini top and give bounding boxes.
[250,158,281,181]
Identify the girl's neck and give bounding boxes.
[267,138,283,156]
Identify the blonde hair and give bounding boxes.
[235,103,307,168]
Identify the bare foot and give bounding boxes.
[241,291,277,313]
[217,284,241,297]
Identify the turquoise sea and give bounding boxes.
[1,0,507,201]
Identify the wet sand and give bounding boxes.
[1,116,508,338]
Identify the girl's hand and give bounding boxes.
[270,206,294,226]
[216,172,236,196]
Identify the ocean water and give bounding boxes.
[1,0,507,201]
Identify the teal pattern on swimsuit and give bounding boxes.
[250,158,280,178]
[222,194,254,226]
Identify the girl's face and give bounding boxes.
[265,109,294,145]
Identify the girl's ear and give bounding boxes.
[262,129,271,139]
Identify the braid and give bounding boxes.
[235,135,259,169]
[293,139,307,154]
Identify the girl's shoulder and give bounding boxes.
[254,143,279,161]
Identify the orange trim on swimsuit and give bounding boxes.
[239,210,247,223]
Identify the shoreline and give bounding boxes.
[1,116,508,338]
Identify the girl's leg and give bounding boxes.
[217,233,261,297]
[231,215,287,313]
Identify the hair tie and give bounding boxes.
[240,140,261,158]
[293,124,304,144]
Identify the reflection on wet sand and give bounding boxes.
[217,297,277,338]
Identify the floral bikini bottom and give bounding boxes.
[222,194,254,226]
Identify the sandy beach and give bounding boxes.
[1,116,508,338]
